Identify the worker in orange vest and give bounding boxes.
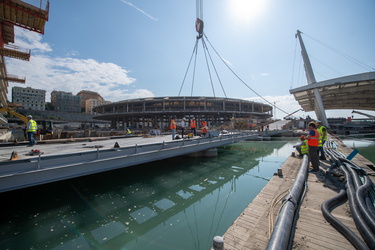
[170,115,177,140]
[306,122,320,173]
[202,125,208,137]
[201,118,207,128]
[190,117,197,136]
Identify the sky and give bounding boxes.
[7,0,375,119]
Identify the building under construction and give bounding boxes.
[93,96,273,130]
[0,0,49,122]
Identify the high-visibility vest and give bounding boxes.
[27,119,37,132]
[126,129,131,134]
[201,121,207,127]
[202,126,208,133]
[308,129,320,147]
[170,119,176,129]
[190,120,196,128]
[301,140,308,154]
[317,126,327,146]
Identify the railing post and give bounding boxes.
[135,144,138,154]
[96,148,99,160]
[37,154,41,169]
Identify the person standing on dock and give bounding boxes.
[190,117,197,136]
[316,120,327,160]
[26,115,37,147]
[306,122,320,172]
[170,115,177,140]
[180,118,187,138]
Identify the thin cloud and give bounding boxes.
[7,27,155,102]
[120,0,158,21]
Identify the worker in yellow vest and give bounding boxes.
[293,135,308,156]
[316,120,327,160]
[26,115,37,146]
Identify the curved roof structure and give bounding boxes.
[290,72,375,112]
[93,96,272,129]
[93,96,272,119]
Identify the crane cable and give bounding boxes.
[203,33,290,115]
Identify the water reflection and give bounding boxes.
[0,141,295,249]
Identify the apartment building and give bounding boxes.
[12,86,46,110]
[51,90,81,113]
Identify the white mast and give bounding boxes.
[295,30,328,127]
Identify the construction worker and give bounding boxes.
[201,126,208,137]
[170,115,177,140]
[126,128,132,136]
[316,120,327,160]
[190,117,197,136]
[201,118,207,128]
[306,122,320,173]
[26,115,37,146]
[293,135,308,156]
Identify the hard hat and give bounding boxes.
[202,118,206,121]
[300,135,305,140]
[316,120,322,123]
[172,115,176,118]
[27,115,32,118]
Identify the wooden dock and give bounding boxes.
[222,138,375,249]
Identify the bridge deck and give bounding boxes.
[0,132,267,193]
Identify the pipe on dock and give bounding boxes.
[340,163,375,249]
[321,167,369,250]
[266,155,309,250]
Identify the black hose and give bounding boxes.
[356,175,375,234]
[321,169,369,250]
[266,155,309,250]
[341,163,375,248]
[287,181,307,250]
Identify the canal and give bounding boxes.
[1,139,297,250]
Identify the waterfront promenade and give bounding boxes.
[222,138,375,249]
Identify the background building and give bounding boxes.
[51,90,81,113]
[77,90,104,112]
[85,99,111,114]
[12,86,46,110]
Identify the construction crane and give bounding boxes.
[0,107,53,135]
[352,110,375,122]
[283,108,303,120]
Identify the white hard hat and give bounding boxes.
[27,115,32,118]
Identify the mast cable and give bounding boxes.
[303,33,375,71]
[290,38,298,89]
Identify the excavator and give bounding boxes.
[0,107,53,135]
[283,108,303,120]
[352,110,375,122]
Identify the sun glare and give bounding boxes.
[229,0,266,23]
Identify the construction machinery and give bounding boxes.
[283,109,303,120]
[0,107,53,135]
[352,110,375,122]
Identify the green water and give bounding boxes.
[342,138,375,164]
[0,140,297,250]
